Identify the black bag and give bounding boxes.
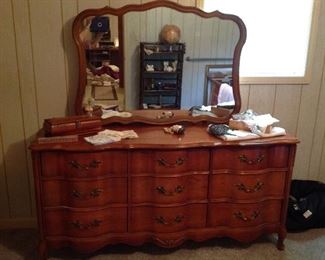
[287,179,325,231]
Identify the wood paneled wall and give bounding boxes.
[0,0,324,228]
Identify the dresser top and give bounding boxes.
[30,124,299,152]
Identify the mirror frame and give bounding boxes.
[72,0,246,123]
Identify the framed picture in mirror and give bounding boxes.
[204,64,234,109]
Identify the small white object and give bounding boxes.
[163,61,169,71]
[269,127,286,136]
[144,48,154,55]
[303,210,313,219]
[99,129,138,139]
[146,64,154,71]
[84,135,121,145]
[171,60,177,71]
[200,105,211,111]
[101,110,132,119]
[253,114,279,128]
[84,129,138,145]
[219,127,286,141]
[227,129,258,138]
[113,37,119,47]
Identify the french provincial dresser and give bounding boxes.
[29,1,299,258]
[30,115,298,259]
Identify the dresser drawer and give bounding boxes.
[130,204,206,233]
[212,145,289,171]
[129,149,209,175]
[208,200,281,228]
[42,178,127,207]
[131,174,208,204]
[209,171,286,200]
[41,151,127,177]
[44,207,127,237]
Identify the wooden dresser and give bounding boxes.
[30,123,298,258]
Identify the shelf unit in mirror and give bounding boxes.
[140,42,186,110]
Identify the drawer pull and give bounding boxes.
[239,154,264,165]
[156,185,184,196]
[71,188,103,199]
[235,182,264,193]
[155,215,184,225]
[71,219,102,230]
[68,160,102,170]
[234,211,260,222]
[157,158,185,167]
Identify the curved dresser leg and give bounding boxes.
[38,240,48,260]
[277,230,286,250]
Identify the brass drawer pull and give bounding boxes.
[71,219,102,230]
[234,211,260,222]
[156,185,184,196]
[239,154,264,165]
[71,188,103,199]
[68,160,102,170]
[155,215,184,225]
[157,158,185,167]
[235,182,264,193]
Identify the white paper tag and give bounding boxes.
[303,210,313,219]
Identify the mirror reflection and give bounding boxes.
[123,8,240,110]
[204,64,234,109]
[79,14,124,111]
[73,1,246,123]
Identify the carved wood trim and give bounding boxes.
[153,236,185,248]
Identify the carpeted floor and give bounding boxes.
[0,228,325,260]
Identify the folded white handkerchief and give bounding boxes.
[84,135,121,145]
[84,129,138,145]
[101,110,132,119]
[98,129,138,139]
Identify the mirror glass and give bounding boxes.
[73,2,246,123]
[79,14,124,110]
[123,8,239,112]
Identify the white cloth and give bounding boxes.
[84,129,138,145]
[221,127,286,141]
[101,110,132,119]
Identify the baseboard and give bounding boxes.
[0,217,37,229]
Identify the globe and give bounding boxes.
[160,24,181,44]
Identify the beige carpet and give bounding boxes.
[0,228,325,260]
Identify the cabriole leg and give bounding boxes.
[38,240,48,259]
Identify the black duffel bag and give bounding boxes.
[287,179,325,231]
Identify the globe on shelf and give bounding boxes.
[160,24,181,44]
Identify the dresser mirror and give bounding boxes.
[73,1,246,123]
